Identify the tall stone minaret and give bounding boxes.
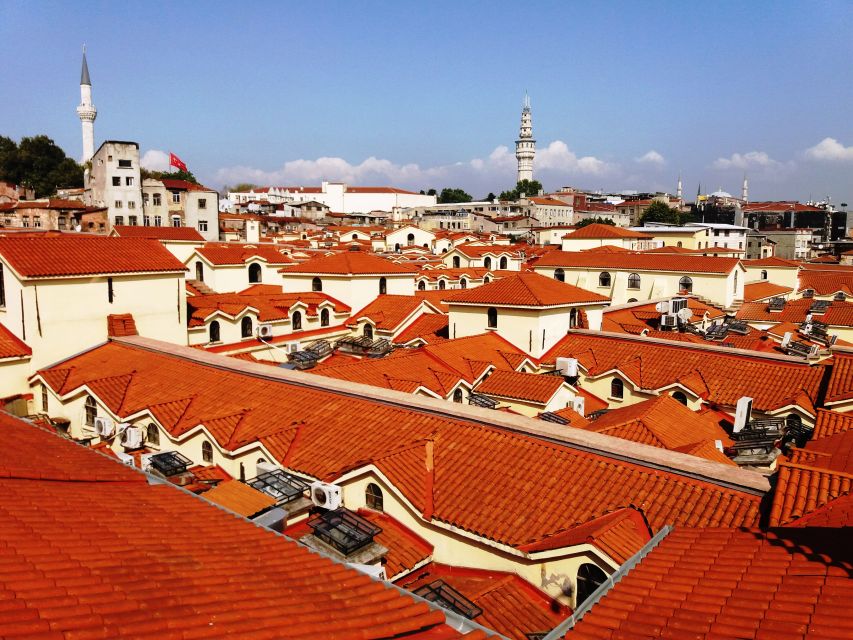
[76,46,97,164]
[515,94,535,184]
[676,175,683,200]
[741,174,749,203]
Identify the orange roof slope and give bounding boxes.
[0,236,186,277]
[188,289,349,326]
[396,313,450,345]
[534,251,739,274]
[825,354,853,404]
[769,460,852,526]
[107,313,138,337]
[444,272,609,307]
[196,242,295,266]
[279,251,419,275]
[358,509,434,580]
[737,297,853,326]
[563,223,651,239]
[37,341,764,549]
[0,321,30,359]
[201,478,276,517]
[112,224,205,241]
[743,280,794,302]
[567,527,853,640]
[397,564,567,640]
[474,370,565,404]
[798,270,853,295]
[0,412,475,639]
[349,294,431,331]
[542,332,823,414]
[579,395,734,464]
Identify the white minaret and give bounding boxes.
[76,46,97,164]
[741,174,749,203]
[676,175,683,200]
[515,94,535,184]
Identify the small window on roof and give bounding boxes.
[610,378,624,399]
[672,391,688,405]
[201,441,213,463]
[487,307,498,329]
[453,388,463,403]
[555,268,565,282]
[146,423,159,446]
[599,272,611,287]
[760,270,768,280]
[320,308,330,327]
[84,395,97,426]
[627,273,641,290]
[576,564,608,606]
[366,483,384,511]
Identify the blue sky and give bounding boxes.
[2,0,852,202]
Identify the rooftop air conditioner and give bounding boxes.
[572,395,585,417]
[310,481,342,510]
[670,297,688,313]
[94,416,114,438]
[121,426,144,450]
[556,357,579,378]
[660,314,678,328]
[257,324,273,339]
[733,396,753,434]
[780,332,792,349]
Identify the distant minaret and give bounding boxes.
[76,46,97,163]
[676,175,683,200]
[515,94,535,184]
[741,174,749,203]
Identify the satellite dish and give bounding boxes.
[655,301,669,313]
[677,307,694,322]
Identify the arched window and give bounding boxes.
[483,276,491,284]
[352,233,358,241]
[453,388,464,403]
[786,414,803,431]
[487,307,498,329]
[209,320,220,343]
[146,423,159,446]
[395,243,401,252]
[241,316,253,338]
[554,268,565,282]
[366,483,384,511]
[407,232,415,246]
[201,441,213,463]
[576,564,608,606]
[672,391,688,405]
[499,256,508,270]
[460,278,467,289]
[599,272,611,287]
[418,280,426,291]
[484,257,492,270]
[312,277,322,292]
[292,311,302,331]
[195,261,204,282]
[733,269,738,293]
[84,395,97,427]
[679,276,693,293]
[627,298,638,303]
[320,308,330,327]
[627,273,641,290]
[363,323,374,339]
[676,241,683,248]
[379,277,387,295]
[760,270,768,280]
[439,279,446,290]
[453,256,461,268]
[610,378,624,399]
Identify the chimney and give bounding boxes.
[245,219,260,243]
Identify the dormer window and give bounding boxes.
[487,307,498,329]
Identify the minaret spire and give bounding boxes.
[741,173,749,203]
[676,174,683,200]
[76,45,97,163]
[515,93,535,184]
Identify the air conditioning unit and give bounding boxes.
[116,452,135,466]
[660,314,678,328]
[670,297,688,313]
[780,332,792,348]
[733,396,753,434]
[572,395,585,417]
[310,481,342,510]
[257,324,273,339]
[288,343,299,353]
[94,416,114,437]
[121,426,144,450]
[555,357,579,378]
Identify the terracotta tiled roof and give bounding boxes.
[541,332,824,414]
[798,270,853,295]
[0,321,30,359]
[348,295,435,331]
[742,256,801,268]
[395,314,450,345]
[743,281,794,302]
[358,509,433,580]
[768,460,852,526]
[564,224,651,239]
[534,251,740,274]
[474,370,566,405]
[112,224,205,241]
[160,178,214,192]
[579,395,734,464]
[279,250,418,275]
[106,313,138,337]
[188,288,349,326]
[0,236,186,278]
[744,200,825,212]
[812,408,853,440]
[602,297,724,334]
[451,243,518,258]
[546,406,591,427]
[826,354,853,405]
[568,527,853,640]
[0,412,474,639]
[397,563,568,640]
[786,492,853,527]
[737,298,853,326]
[196,242,295,266]
[37,341,764,549]
[444,272,609,307]
[201,478,277,517]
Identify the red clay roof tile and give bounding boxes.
[535,252,740,274]
[445,272,609,307]
[201,478,277,517]
[0,321,31,359]
[112,225,205,241]
[474,370,566,405]
[279,251,418,275]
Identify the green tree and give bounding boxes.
[576,217,616,228]
[498,179,543,201]
[640,200,683,225]
[141,168,199,184]
[223,182,259,193]
[0,135,83,197]
[484,192,496,201]
[437,187,472,204]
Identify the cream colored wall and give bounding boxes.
[186,257,285,292]
[162,241,204,264]
[386,227,435,250]
[743,265,800,291]
[560,237,635,252]
[4,271,185,370]
[280,274,415,311]
[647,230,705,249]
[488,385,577,417]
[0,358,31,398]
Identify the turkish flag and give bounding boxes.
[169,152,188,172]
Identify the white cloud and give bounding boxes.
[635,150,665,165]
[804,137,853,162]
[213,140,611,192]
[140,149,170,171]
[712,150,781,170]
